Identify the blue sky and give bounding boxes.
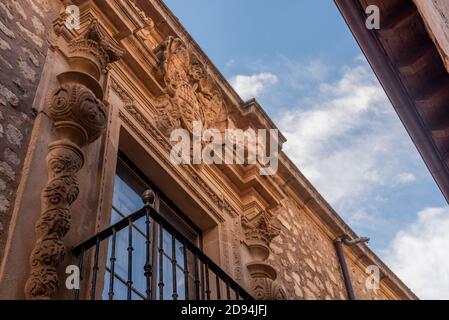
[165,0,449,299]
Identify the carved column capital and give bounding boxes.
[242,210,280,247]
[68,20,124,77]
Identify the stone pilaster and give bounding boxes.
[24,17,123,300]
[241,210,286,300]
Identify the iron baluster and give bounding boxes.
[90,237,100,300]
[108,228,117,300]
[127,219,134,300]
[74,248,84,300]
[158,224,164,300]
[183,244,189,300]
[171,235,178,300]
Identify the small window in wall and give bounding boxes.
[102,156,201,300]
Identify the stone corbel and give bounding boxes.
[241,210,286,300]
[24,19,123,300]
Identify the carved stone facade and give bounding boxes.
[0,0,417,300]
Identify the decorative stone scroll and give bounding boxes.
[154,36,228,136]
[242,210,286,300]
[24,18,123,300]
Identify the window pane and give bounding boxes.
[162,228,171,254]
[132,231,146,294]
[159,256,173,300]
[111,207,124,224]
[176,266,186,300]
[113,229,129,280]
[112,175,142,215]
[102,270,111,300]
[175,239,184,267]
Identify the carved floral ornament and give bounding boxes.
[154,36,228,136]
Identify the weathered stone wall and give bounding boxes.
[346,255,389,300]
[0,0,59,259]
[268,200,393,300]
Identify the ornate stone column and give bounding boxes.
[24,19,123,300]
[242,210,287,300]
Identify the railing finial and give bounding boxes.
[142,189,156,206]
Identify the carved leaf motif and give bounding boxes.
[25,266,59,300]
[36,208,71,239]
[242,210,281,245]
[26,141,84,299]
[48,153,83,175]
[30,236,65,267]
[43,176,80,206]
[75,91,107,141]
[251,278,287,300]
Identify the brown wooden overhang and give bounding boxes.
[335,0,449,203]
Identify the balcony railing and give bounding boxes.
[72,190,253,300]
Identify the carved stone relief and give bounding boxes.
[251,278,287,300]
[154,36,228,136]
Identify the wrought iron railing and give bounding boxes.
[72,190,253,300]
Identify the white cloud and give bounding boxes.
[383,207,449,299]
[277,62,417,218]
[279,55,331,89]
[394,173,417,185]
[229,72,278,100]
[226,59,235,67]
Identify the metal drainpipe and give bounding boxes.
[334,236,370,300]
